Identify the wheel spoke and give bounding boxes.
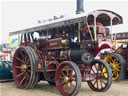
[96,79,99,89]
[91,67,96,74]
[108,59,113,64]
[70,82,75,88]
[116,65,120,69]
[66,67,69,76]
[61,80,65,86]
[26,72,30,80]
[71,74,76,81]
[24,55,28,64]
[61,71,66,77]
[112,71,116,76]
[109,63,113,66]
[20,51,25,58]
[100,79,107,85]
[70,70,75,78]
[16,57,24,63]
[27,70,31,73]
[27,65,31,68]
[103,71,107,74]
[115,58,119,63]
[94,64,98,73]
[113,57,116,63]
[20,75,26,84]
[16,71,25,77]
[109,57,114,63]
[102,75,108,80]
[116,68,120,72]
[24,77,28,86]
[97,64,100,72]
[64,83,68,90]
[15,66,21,69]
[72,78,76,81]
[70,69,73,75]
[115,71,119,77]
[101,65,104,71]
[93,79,98,86]
[26,59,30,65]
[112,72,114,76]
[60,76,64,79]
[100,79,103,88]
[113,70,118,77]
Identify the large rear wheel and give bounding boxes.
[12,46,39,89]
[56,61,82,96]
[87,59,112,92]
[104,53,126,80]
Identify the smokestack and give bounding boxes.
[76,0,84,14]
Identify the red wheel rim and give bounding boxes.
[88,62,109,91]
[13,49,31,88]
[56,64,77,95]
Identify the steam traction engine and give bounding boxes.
[9,10,122,96]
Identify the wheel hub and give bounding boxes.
[112,64,119,71]
[64,77,69,83]
[112,64,116,68]
[96,73,102,79]
[21,64,27,71]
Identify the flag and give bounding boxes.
[8,36,12,45]
[0,45,3,50]
[8,37,18,48]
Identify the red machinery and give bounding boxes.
[9,10,122,96]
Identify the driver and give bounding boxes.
[81,24,91,40]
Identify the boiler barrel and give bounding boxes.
[70,49,86,62]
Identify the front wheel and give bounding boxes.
[56,61,82,96]
[87,59,112,92]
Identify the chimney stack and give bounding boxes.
[76,0,84,14]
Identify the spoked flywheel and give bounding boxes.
[87,59,112,92]
[104,53,126,80]
[12,46,39,89]
[56,61,82,96]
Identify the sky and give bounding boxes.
[1,0,128,43]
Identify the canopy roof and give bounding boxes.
[87,9,123,26]
[9,9,123,36]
